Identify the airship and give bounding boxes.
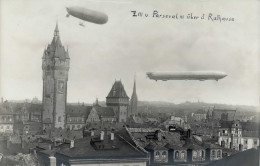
[146,71,227,81]
[66,7,108,25]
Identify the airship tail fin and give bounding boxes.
[66,14,70,17]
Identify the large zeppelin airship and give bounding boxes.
[146,71,227,81]
[66,7,108,26]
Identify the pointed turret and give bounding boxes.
[129,76,138,116]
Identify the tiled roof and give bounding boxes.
[126,128,183,150]
[66,105,92,116]
[145,141,168,150]
[219,121,233,128]
[240,122,260,131]
[106,81,129,98]
[242,131,259,138]
[183,138,204,150]
[94,106,115,117]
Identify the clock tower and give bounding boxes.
[42,24,70,129]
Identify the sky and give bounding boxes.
[0,0,259,106]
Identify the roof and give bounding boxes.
[106,81,129,99]
[43,24,69,60]
[240,122,260,131]
[56,134,147,159]
[183,138,204,150]
[66,105,92,117]
[126,128,183,150]
[219,121,234,128]
[207,148,259,166]
[94,106,115,118]
[242,131,259,138]
[28,104,42,113]
[145,142,168,150]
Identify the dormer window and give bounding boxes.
[155,151,160,160]
[162,151,167,159]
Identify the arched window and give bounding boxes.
[181,151,185,159]
[162,151,167,159]
[201,150,205,159]
[211,150,215,158]
[193,151,197,159]
[217,150,221,158]
[155,151,160,159]
[175,151,179,159]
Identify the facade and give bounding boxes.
[191,113,207,121]
[217,121,259,151]
[129,78,138,116]
[0,113,14,133]
[65,105,91,130]
[42,24,70,129]
[211,108,236,121]
[106,80,129,123]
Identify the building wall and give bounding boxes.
[242,137,259,150]
[66,124,84,130]
[69,162,146,166]
[0,124,13,133]
[119,106,128,123]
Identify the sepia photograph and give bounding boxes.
[0,0,259,165]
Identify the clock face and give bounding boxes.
[57,80,65,93]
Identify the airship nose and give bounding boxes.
[222,73,228,78]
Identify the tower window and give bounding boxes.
[58,116,61,122]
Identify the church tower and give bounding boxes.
[129,77,138,116]
[106,80,129,123]
[42,24,70,129]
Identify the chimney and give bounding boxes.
[100,131,104,140]
[156,130,162,141]
[91,130,94,137]
[111,132,114,141]
[49,156,56,166]
[239,144,243,151]
[70,140,74,148]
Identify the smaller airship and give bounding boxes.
[146,71,227,81]
[66,7,108,26]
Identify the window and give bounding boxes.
[217,150,221,158]
[162,151,167,159]
[58,116,61,122]
[175,151,180,159]
[193,151,197,159]
[6,126,9,129]
[254,139,257,145]
[244,139,248,144]
[201,150,204,158]
[155,151,160,159]
[181,151,185,159]
[211,150,215,158]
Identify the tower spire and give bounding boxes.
[54,22,59,37]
